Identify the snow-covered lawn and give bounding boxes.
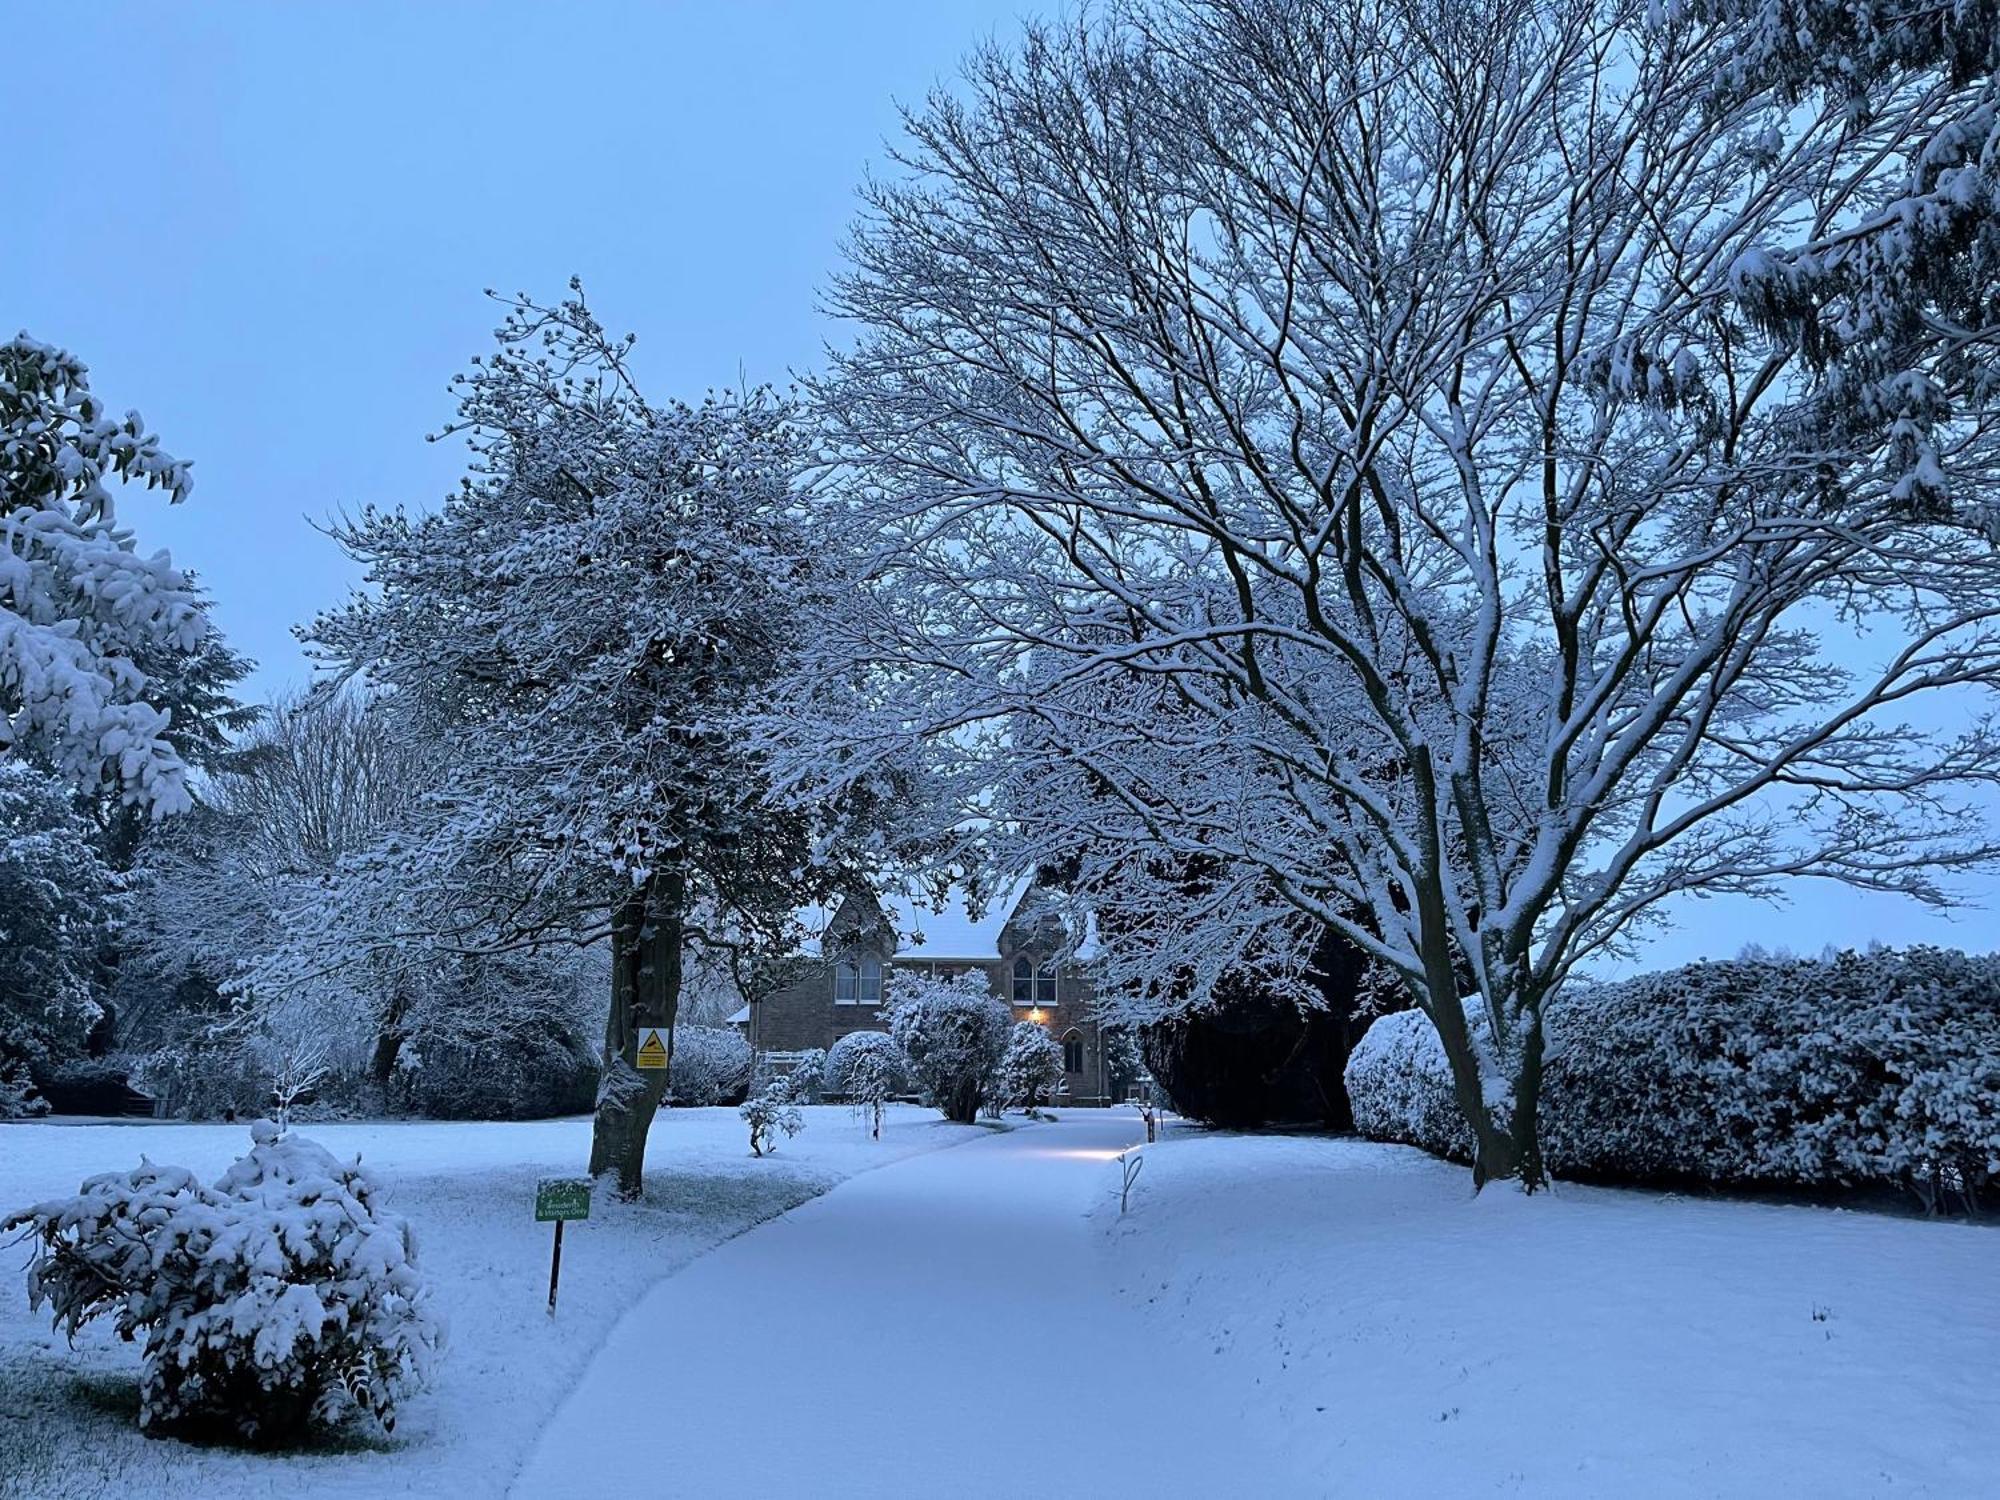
[1102,1128,2000,1497]
[0,1106,974,1500]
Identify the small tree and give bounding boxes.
[740,1075,805,1157]
[995,1021,1065,1114]
[826,1029,907,1138]
[885,972,1010,1124]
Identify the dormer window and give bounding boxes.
[835,951,882,1005]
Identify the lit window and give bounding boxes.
[1012,956,1034,1004]
[1062,1030,1084,1073]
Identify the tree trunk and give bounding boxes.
[1415,931,1549,1193]
[588,865,684,1198]
[369,979,412,1089]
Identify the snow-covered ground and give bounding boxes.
[0,1106,973,1500]
[1102,1127,2000,1497]
[511,1110,1240,1498]
[6,1109,1995,1498]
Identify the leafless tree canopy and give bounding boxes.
[775,0,2000,1183]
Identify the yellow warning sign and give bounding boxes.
[635,1027,670,1069]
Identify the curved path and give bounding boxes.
[511,1113,1251,1498]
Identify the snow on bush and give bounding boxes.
[3,1119,442,1443]
[1346,948,2000,1209]
[825,1029,907,1137]
[994,1021,1065,1113]
[0,1056,46,1118]
[884,972,1011,1124]
[740,1076,805,1157]
[666,1025,752,1106]
[1344,1006,1478,1161]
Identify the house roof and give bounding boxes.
[884,877,1032,961]
[791,875,1099,963]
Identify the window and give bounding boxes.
[835,951,883,1005]
[1012,956,1034,1005]
[1062,1030,1084,1074]
[1013,956,1058,1008]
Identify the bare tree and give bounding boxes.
[773,0,2000,1187]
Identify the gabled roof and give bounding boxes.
[789,875,1095,963]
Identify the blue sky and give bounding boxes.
[7,2,1992,963]
[5,0,1024,692]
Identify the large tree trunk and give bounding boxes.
[1414,909,1549,1193]
[588,865,685,1198]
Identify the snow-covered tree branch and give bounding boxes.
[766,0,2000,1187]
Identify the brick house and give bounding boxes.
[742,881,1118,1104]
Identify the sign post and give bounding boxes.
[535,1177,592,1317]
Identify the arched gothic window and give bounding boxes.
[1036,961,1058,1007]
[1062,1030,1084,1074]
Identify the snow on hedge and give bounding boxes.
[667,1025,752,1106]
[4,1120,441,1443]
[1346,948,2000,1208]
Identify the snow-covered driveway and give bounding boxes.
[512,1113,1248,1498]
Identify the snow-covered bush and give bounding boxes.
[825,1029,906,1138]
[884,972,1010,1124]
[0,1057,45,1118]
[3,1120,442,1443]
[1346,949,2000,1209]
[994,1021,1065,1113]
[1344,1007,1478,1161]
[665,1025,752,1105]
[740,1076,805,1157]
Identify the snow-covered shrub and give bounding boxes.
[753,1044,827,1104]
[825,1029,906,1137]
[884,972,1011,1124]
[740,1077,805,1157]
[1346,949,2000,1209]
[665,1024,752,1105]
[994,1021,1065,1113]
[0,1057,46,1118]
[1344,1007,1478,1161]
[3,1120,441,1443]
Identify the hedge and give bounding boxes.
[1345,947,2000,1210]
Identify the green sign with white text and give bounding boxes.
[535,1177,592,1223]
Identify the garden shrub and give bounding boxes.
[667,1025,752,1106]
[825,1029,906,1137]
[4,1120,442,1444]
[884,972,1010,1124]
[993,1021,1064,1113]
[1345,948,2000,1209]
